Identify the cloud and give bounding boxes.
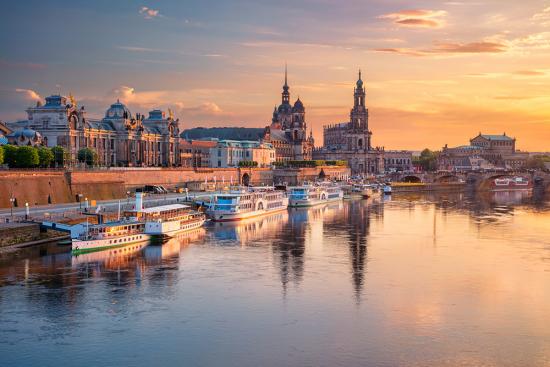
[532,6,550,26]
[15,88,41,101]
[433,41,507,53]
[513,70,546,76]
[379,9,447,28]
[139,6,160,19]
[109,85,136,101]
[373,41,508,56]
[177,102,223,115]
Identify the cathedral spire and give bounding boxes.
[282,63,290,104]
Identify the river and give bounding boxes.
[1,191,549,366]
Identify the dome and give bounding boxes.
[105,99,132,119]
[277,103,292,114]
[356,69,363,88]
[292,98,304,113]
[7,127,43,146]
[10,127,42,139]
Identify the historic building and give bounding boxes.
[209,139,276,168]
[438,133,529,171]
[7,95,180,167]
[179,139,216,168]
[263,67,315,162]
[314,71,395,175]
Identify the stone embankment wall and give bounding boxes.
[0,171,73,208]
[0,167,274,208]
[0,223,66,248]
[273,166,351,186]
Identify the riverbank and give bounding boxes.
[391,182,466,193]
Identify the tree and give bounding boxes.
[3,145,18,168]
[414,149,439,172]
[51,146,67,167]
[37,147,54,167]
[78,147,98,166]
[16,146,39,168]
[524,156,547,171]
[0,146,4,165]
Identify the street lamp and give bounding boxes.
[78,193,83,209]
[25,202,29,220]
[84,197,89,212]
[126,191,131,205]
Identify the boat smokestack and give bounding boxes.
[135,192,144,211]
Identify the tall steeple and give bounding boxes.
[282,63,290,105]
[354,69,365,108]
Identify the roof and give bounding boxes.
[140,204,189,213]
[181,140,217,148]
[478,134,514,141]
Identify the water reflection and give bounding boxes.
[1,191,550,367]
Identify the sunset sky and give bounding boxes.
[1,0,550,151]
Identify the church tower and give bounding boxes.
[348,70,371,151]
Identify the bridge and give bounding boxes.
[389,171,550,190]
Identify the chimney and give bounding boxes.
[135,192,144,211]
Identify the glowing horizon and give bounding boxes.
[1,0,549,151]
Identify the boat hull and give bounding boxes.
[147,218,206,244]
[72,233,151,255]
[209,206,287,222]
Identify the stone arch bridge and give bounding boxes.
[390,171,550,190]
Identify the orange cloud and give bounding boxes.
[379,9,447,28]
[15,88,41,101]
[139,6,160,19]
[433,41,507,53]
[374,41,507,56]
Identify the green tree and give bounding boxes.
[414,149,439,172]
[51,146,67,167]
[0,146,4,165]
[3,145,18,168]
[16,146,39,168]
[77,147,98,166]
[37,147,54,167]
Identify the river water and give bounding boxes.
[1,191,550,367]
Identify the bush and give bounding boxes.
[38,147,54,167]
[3,145,18,167]
[51,146,67,167]
[238,160,258,167]
[78,147,98,166]
[0,146,4,165]
[16,146,39,168]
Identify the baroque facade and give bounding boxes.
[314,71,389,175]
[8,95,180,167]
[263,67,314,162]
[438,133,529,171]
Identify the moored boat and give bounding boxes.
[491,176,532,191]
[72,220,150,255]
[288,182,343,207]
[383,182,392,195]
[207,186,289,221]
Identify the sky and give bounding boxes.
[1,0,550,151]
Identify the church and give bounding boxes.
[263,67,315,162]
[313,71,412,175]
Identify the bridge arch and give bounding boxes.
[401,175,422,183]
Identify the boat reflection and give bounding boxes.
[144,228,206,264]
[210,211,289,245]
